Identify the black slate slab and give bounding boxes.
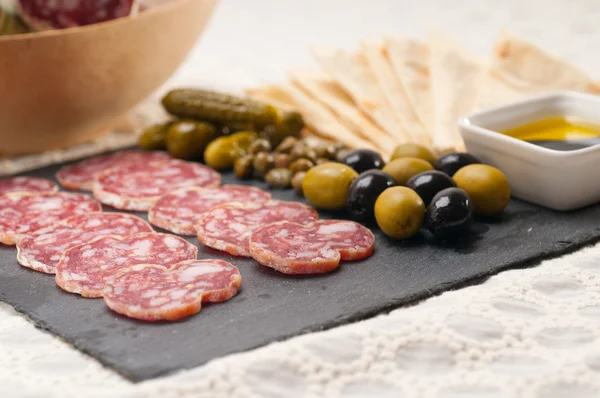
[1,159,600,382]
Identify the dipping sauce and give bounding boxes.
[502,117,600,151]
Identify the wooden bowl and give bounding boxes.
[0,0,217,155]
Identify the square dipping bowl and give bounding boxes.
[459,91,600,211]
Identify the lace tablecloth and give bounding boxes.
[2,1,600,397]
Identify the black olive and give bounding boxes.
[346,170,396,221]
[343,149,385,173]
[425,187,473,241]
[406,171,455,206]
[434,152,481,176]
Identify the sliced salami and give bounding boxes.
[55,232,197,298]
[196,200,318,257]
[56,150,171,191]
[93,159,221,211]
[17,213,153,274]
[0,177,58,195]
[103,259,242,321]
[149,185,271,235]
[249,220,375,274]
[0,192,102,246]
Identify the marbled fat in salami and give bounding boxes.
[55,232,197,298]
[249,220,375,274]
[149,185,271,235]
[0,192,101,245]
[196,200,318,257]
[0,177,58,195]
[103,259,242,321]
[17,212,153,274]
[56,150,171,191]
[93,159,221,211]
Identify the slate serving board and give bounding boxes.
[2,158,600,382]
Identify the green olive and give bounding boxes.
[248,138,272,154]
[274,153,291,169]
[234,154,254,179]
[252,152,275,177]
[374,186,425,239]
[166,120,217,160]
[275,136,299,153]
[292,171,306,195]
[302,163,358,210]
[391,143,436,165]
[453,164,510,216]
[265,168,293,189]
[289,158,314,174]
[382,157,434,185]
[138,122,171,150]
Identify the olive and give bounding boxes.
[203,131,257,170]
[291,171,306,195]
[425,188,473,240]
[248,138,272,154]
[336,148,351,163]
[391,143,436,165]
[434,152,481,176]
[234,154,254,179]
[289,158,314,174]
[407,171,456,206]
[138,122,170,150]
[343,149,385,173]
[346,170,396,221]
[382,157,434,186]
[265,168,293,189]
[374,186,425,239]
[453,164,510,216]
[303,163,358,210]
[252,152,275,177]
[275,137,299,153]
[274,153,291,169]
[166,120,217,160]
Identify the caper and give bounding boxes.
[291,171,307,195]
[313,142,336,159]
[290,143,317,162]
[248,138,272,155]
[275,136,299,153]
[265,168,293,189]
[290,158,314,174]
[336,148,351,163]
[315,157,330,165]
[234,154,254,179]
[274,153,291,169]
[252,152,275,177]
[232,147,247,159]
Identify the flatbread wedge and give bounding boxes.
[361,40,430,146]
[311,46,410,145]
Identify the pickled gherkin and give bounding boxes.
[162,89,280,128]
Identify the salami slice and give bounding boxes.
[249,220,375,274]
[149,185,271,235]
[0,192,101,245]
[93,159,221,211]
[17,213,153,274]
[103,259,242,321]
[196,200,318,257]
[0,177,58,195]
[55,232,197,298]
[56,150,171,191]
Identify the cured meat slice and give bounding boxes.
[249,220,375,274]
[103,259,242,321]
[0,177,58,195]
[55,232,197,298]
[17,212,153,274]
[149,185,271,235]
[93,159,221,211]
[0,192,101,245]
[56,150,171,191]
[18,0,141,30]
[196,200,318,257]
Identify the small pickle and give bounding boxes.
[291,172,307,195]
[166,120,217,160]
[138,122,171,151]
[275,136,299,153]
[289,158,314,174]
[265,168,293,189]
[274,153,291,169]
[252,152,275,176]
[234,155,254,179]
[248,138,272,154]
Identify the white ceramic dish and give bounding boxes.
[459,91,600,211]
